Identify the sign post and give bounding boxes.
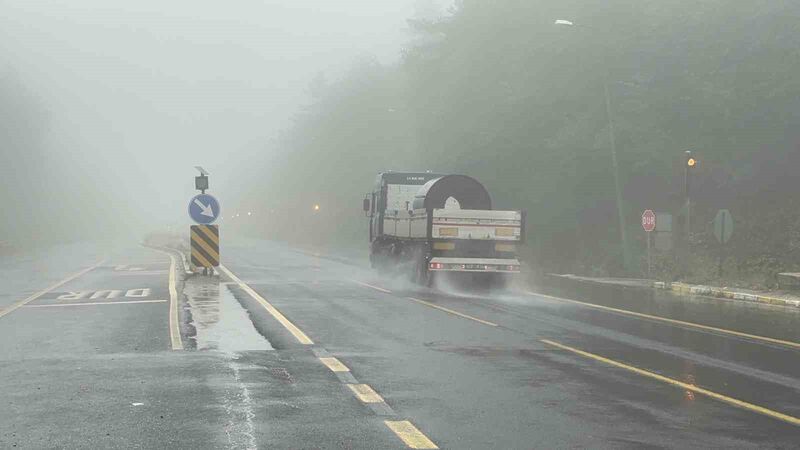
[189,167,221,276]
[713,209,733,277]
[642,210,656,277]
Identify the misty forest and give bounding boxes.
[3,0,800,287]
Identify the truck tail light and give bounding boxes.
[429,262,443,270]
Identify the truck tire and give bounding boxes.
[415,253,432,287]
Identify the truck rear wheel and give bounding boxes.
[415,255,432,287]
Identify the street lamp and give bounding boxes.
[555,18,632,272]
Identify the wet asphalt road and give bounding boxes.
[1,239,800,448]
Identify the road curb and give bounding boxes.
[656,282,800,308]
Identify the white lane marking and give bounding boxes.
[352,280,392,293]
[115,265,146,271]
[24,300,167,308]
[57,291,91,300]
[0,260,105,319]
[220,265,314,345]
[57,288,153,300]
[223,361,258,450]
[90,290,122,299]
[125,288,151,298]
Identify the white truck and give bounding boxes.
[363,172,525,286]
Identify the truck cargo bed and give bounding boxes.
[382,208,524,241]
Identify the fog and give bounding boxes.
[4,0,799,284]
[0,0,448,245]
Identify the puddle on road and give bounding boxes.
[184,278,273,352]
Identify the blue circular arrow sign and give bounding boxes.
[188,194,221,224]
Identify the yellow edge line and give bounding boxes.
[384,420,439,449]
[352,280,393,293]
[24,299,167,308]
[0,259,105,319]
[220,265,314,345]
[347,383,385,403]
[319,357,350,372]
[528,291,800,350]
[540,339,800,427]
[146,247,184,350]
[166,252,184,350]
[408,297,498,327]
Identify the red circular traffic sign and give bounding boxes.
[642,210,656,232]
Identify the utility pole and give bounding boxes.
[684,151,696,240]
[605,80,631,272]
[555,18,632,272]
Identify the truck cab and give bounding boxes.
[366,172,445,242]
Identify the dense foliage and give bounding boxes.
[241,0,800,284]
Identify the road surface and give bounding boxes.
[1,239,799,448]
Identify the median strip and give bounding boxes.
[541,338,800,427]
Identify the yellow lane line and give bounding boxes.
[148,247,184,350]
[541,339,800,427]
[407,297,498,327]
[0,260,105,319]
[528,291,800,350]
[165,251,184,350]
[24,299,167,308]
[352,280,392,293]
[384,421,439,449]
[220,265,314,345]
[351,280,497,327]
[347,384,385,404]
[319,357,350,372]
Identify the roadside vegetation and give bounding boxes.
[217,1,800,287]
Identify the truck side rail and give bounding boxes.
[430,209,523,241]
